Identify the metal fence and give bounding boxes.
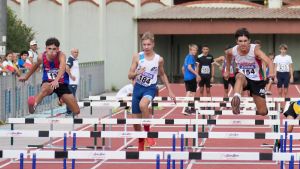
[0,61,104,121]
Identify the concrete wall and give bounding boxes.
[69,1,100,62]
[29,0,63,51]
[7,1,20,17]
[105,2,135,90]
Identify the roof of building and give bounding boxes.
[139,4,300,19]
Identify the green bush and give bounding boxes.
[7,7,35,52]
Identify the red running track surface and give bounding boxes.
[1,83,300,169]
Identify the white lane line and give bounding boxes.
[295,85,300,94]
[90,106,178,169]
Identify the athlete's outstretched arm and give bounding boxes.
[19,54,42,82]
[158,57,175,102]
[255,47,275,78]
[56,52,67,81]
[128,54,139,80]
[212,56,224,67]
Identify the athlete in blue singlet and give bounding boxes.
[128,32,176,151]
[19,38,80,115]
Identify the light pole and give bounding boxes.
[0,0,7,56]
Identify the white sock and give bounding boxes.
[234,93,241,98]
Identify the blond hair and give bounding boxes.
[189,44,198,50]
[141,32,154,42]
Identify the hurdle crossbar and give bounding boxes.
[1,130,299,139]
[88,96,300,102]
[8,118,296,125]
[0,150,298,161]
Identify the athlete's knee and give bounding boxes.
[139,101,149,111]
[72,106,80,115]
[235,73,245,80]
[256,109,268,116]
[41,85,52,95]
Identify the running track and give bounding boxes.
[0,83,300,169]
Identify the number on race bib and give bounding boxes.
[47,72,57,80]
[140,76,151,84]
[242,69,256,76]
[279,64,289,72]
[201,66,210,74]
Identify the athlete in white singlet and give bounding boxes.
[224,28,274,115]
[128,32,176,151]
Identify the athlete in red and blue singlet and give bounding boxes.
[19,38,80,115]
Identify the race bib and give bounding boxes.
[137,72,154,86]
[47,70,58,80]
[201,66,210,74]
[278,64,289,72]
[239,65,257,77]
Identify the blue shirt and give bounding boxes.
[183,54,196,81]
[18,59,25,68]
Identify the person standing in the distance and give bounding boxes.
[265,52,275,95]
[28,40,39,64]
[182,44,200,115]
[196,45,215,97]
[224,28,274,115]
[274,44,294,112]
[65,48,80,116]
[128,32,176,151]
[19,38,80,115]
[212,45,235,98]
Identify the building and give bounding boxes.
[8,0,300,89]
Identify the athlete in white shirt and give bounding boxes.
[274,44,294,111]
[224,28,274,115]
[128,32,175,151]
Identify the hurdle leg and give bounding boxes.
[151,102,154,119]
[195,104,199,148]
[102,124,106,150]
[109,108,112,149]
[192,125,196,147]
[90,100,93,115]
[94,124,98,150]
[49,103,54,148]
[10,124,14,146]
[185,124,188,148]
[124,109,127,147]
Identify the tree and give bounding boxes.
[7,7,35,53]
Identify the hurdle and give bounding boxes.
[0,149,299,162]
[3,130,299,140]
[88,96,300,102]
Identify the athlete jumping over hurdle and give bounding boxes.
[19,38,80,115]
[224,28,274,115]
[128,32,176,151]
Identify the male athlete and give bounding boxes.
[224,28,274,115]
[19,38,80,115]
[128,32,176,151]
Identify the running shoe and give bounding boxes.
[145,138,156,147]
[27,96,36,114]
[231,95,241,115]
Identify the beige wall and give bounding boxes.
[69,1,100,62]
[105,2,135,90]
[28,0,63,52]
[7,0,167,90]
